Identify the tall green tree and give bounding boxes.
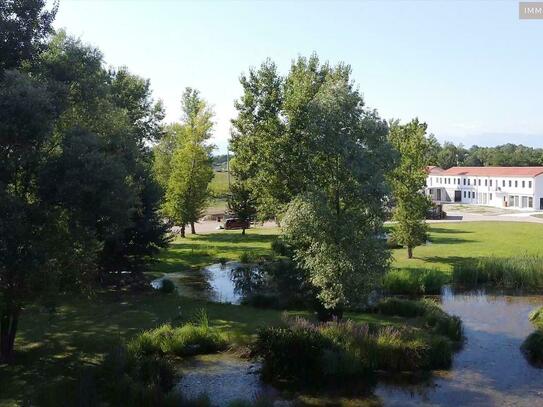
[0,16,168,360]
[227,178,256,235]
[388,119,432,259]
[160,88,214,237]
[257,56,395,315]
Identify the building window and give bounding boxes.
[463,191,466,198]
[522,196,528,208]
[529,181,532,188]
[522,181,525,188]
[509,180,512,187]
[529,197,533,208]
[478,179,481,186]
[468,179,471,185]
[463,179,466,185]
[503,180,506,187]
[490,180,493,187]
[485,179,488,187]
[515,180,518,188]
[490,193,492,201]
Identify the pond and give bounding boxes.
[375,288,543,406]
[151,262,264,304]
[155,267,543,405]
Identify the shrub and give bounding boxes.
[383,268,449,295]
[377,298,427,317]
[521,330,543,367]
[270,238,291,257]
[253,317,457,385]
[253,326,332,384]
[128,317,226,358]
[239,251,256,264]
[160,279,176,294]
[453,255,543,289]
[100,346,181,406]
[377,298,463,342]
[529,307,543,329]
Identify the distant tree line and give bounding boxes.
[426,137,543,169]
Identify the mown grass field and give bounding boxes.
[209,170,229,197]
[2,221,543,405]
[390,222,543,273]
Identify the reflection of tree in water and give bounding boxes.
[230,265,269,297]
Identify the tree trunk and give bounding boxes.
[1,308,20,364]
[180,225,185,238]
[190,221,196,235]
[407,246,413,259]
[241,227,246,235]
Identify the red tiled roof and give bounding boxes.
[426,166,444,174]
[439,167,543,177]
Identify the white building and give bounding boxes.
[426,166,543,210]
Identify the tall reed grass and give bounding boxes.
[383,268,449,295]
[253,313,459,385]
[453,255,543,289]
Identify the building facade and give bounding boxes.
[426,166,543,210]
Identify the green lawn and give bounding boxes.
[391,221,543,273]
[3,221,543,405]
[209,170,229,197]
[153,227,279,273]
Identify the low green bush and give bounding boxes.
[529,307,543,328]
[453,255,543,289]
[253,316,457,385]
[521,330,543,367]
[377,298,463,342]
[254,325,333,384]
[100,346,181,406]
[377,298,427,317]
[160,279,176,294]
[239,251,256,264]
[128,322,227,357]
[383,268,449,295]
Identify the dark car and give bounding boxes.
[224,217,250,230]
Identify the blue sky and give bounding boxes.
[52,0,543,153]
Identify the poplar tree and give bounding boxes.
[388,119,432,259]
[161,88,214,236]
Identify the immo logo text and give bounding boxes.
[519,2,543,19]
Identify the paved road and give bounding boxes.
[430,211,543,224]
[188,208,543,235]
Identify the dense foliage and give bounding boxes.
[387,119,432,258]
[0,2,168,362]
[254,314,459,387]
[156,88,214,237]
[427,139,543,169]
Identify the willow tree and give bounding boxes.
[387,119,432,259]
[161,88,214,236]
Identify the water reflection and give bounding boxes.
[150,262,265,304]
[376,287,543,406]
[154,266,543,406]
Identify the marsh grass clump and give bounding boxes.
[253,316,456,386]
[100,346,182,407]
[453,255,543,289]
[383,268,449,295]
[377,298,463,342]
[128,311,227,357]
[521,330,543,367]
[521,306,543,367]
[529,307,543,328]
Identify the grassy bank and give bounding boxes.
[154,228,278,273]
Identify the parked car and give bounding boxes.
[224,217,250,230]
